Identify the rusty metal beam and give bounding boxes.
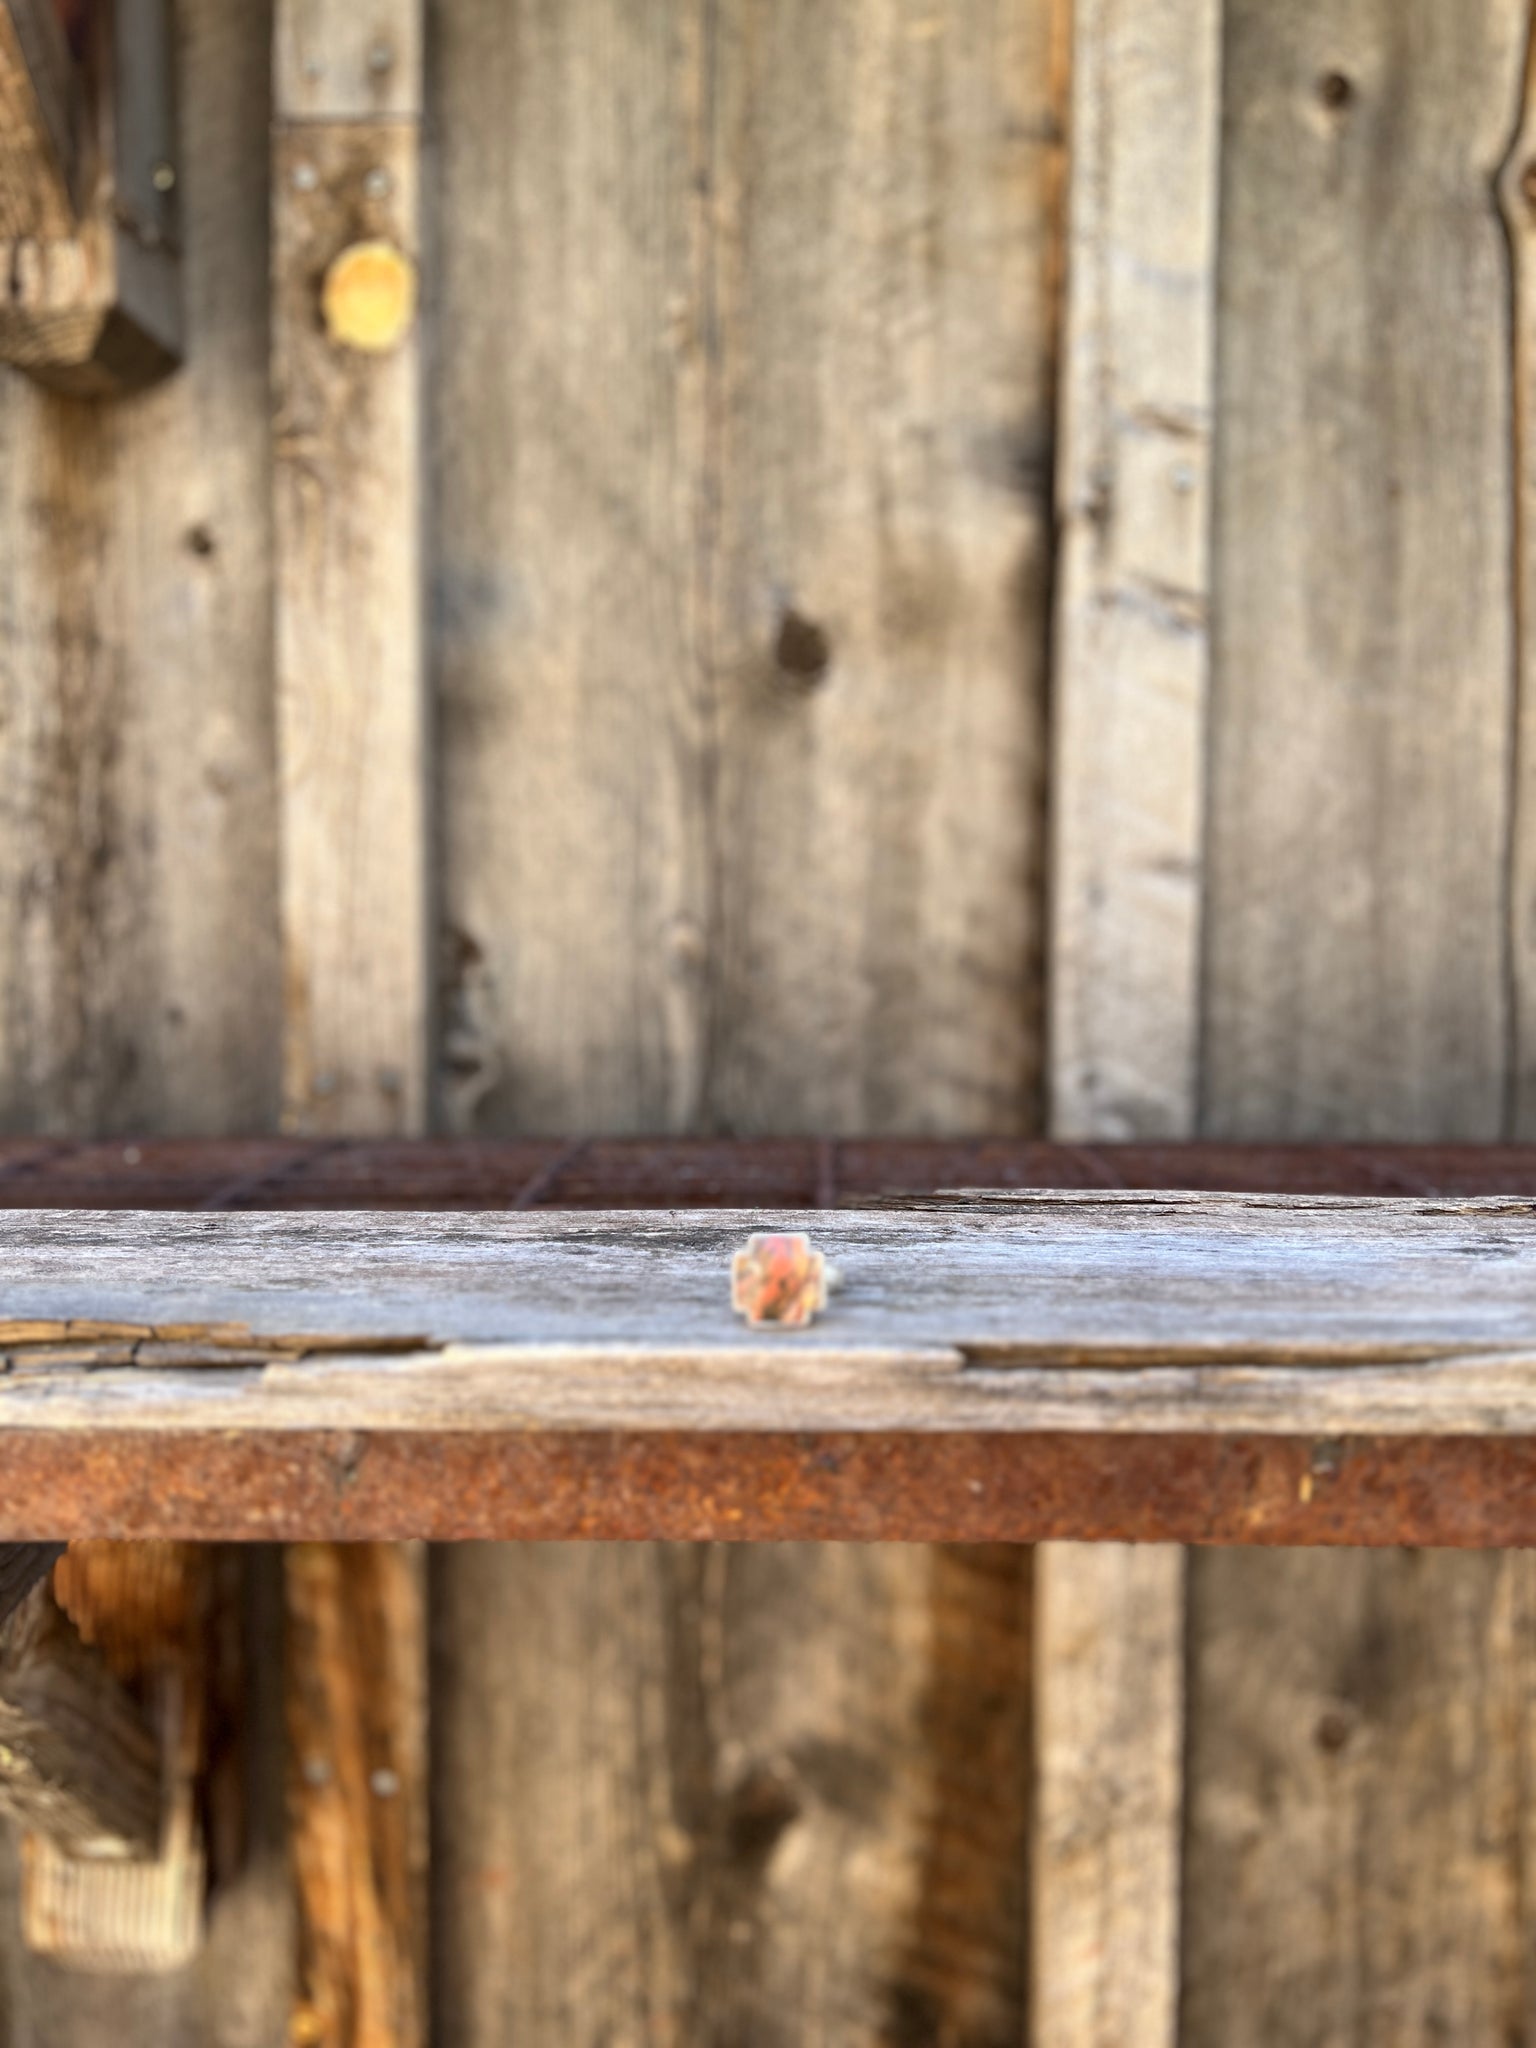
[0,1428,1531,1548]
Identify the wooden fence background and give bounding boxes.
[2,0,1534,2041]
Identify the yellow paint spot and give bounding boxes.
[1298,1472,1314,1504]
[321,240,417,354]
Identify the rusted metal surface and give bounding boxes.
[4,1136,1536,1210]
[4,1139,1536,1544]
[0,1429,1531,1547]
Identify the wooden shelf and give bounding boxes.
[3,1146,1536,1545]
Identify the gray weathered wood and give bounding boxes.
[1038,0,1219,2032]
[273,6,428,2040]
[0,2,288,2032]
[0,1,280,1136]
[273,21,426,1137]
[1203,0,1518,1142]
[0,1201,1535,1442]
[1190,1,1532,2039]
[430,0,1057,2039]
[1049,0,1220,1145]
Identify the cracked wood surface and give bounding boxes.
[0,1201,1535,1440]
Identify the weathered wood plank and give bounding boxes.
[274,2,422,120]
[1190,0,1531,2039]
[0,0,281,1136]
[287,1542,424,2048]
[434,1544,1029,2045]
[702,0,1056,1137]
[0,3,289,2033]
[1039,0,1219,2031]
[431,0,1058,2038]
[1049,0,1219,1144]
[0,0,78,240]
[1203,0,1518,1141]
[1504,23,1536,1138]
[273,6,428,2041]
[3,1193,1535,1351]
[273,110,425,1136]
[433,0,707,1137]
[1033,1546,1184,2048]
[1184,1553,1536,2046]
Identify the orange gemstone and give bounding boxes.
[730,1233,829,1328]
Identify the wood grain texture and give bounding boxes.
[1049,0,1219,1143]
[4,1194,1536,1359]
[1032,1545,1184,2048]
[1184,1552,1536,2046]
[287,1542,424,2048]
[0,1547,62,1629]
[430,0,1058,2040]
[1189,1,1533,2040]
[0,0,78,238]
[433,1544,1029,2047]
[0,3,289,2033]
[1504,28,1536,1138]
[433,0,1056,1139]
[701,0,1056,1137]
[273,109,425,1136]
[274,1,422,120]
[273,10,428,2038]
[433,0,711,1138]
[0,0,280,1136]
[0,1579,159,1854]
[1202,0,1519,1142]
[1038,0,1218,2031]
[0,1550,295,2048]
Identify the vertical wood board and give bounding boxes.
[0,3,292,2037]
[272,8,429,2043]
[1037,1,1218,2037]
[273,114,426,1136]
[1188,2,1532,2042]
[1049,0,1220,1143]
[430,1,1057,2043]
[0,0,281,1138]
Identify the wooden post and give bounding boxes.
[272,6,428,2042]
[1040,0,1221,2040]
[272,0,427,1141]
[19,1543,211,1972]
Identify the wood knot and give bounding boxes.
[774,608,833,689]
[727,1763,802,1861]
